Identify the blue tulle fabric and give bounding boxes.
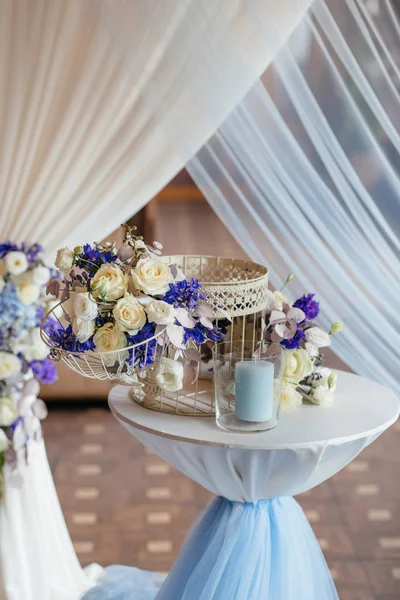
[82,496,338,600]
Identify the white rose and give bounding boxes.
[55,247,74,272]
[32,265,50,286]
[0,428,9,451]
[14,329,49,362]
[313,385,334,406]
[112,293,146,335]
[74,292,98,321]
[283,349,314,384]
[311,366,333,390]
[305,327,331,348]
[273,290,292,311]
[146,300,176,325]
[93,323,128,367]
[72,317,95,343]
[131,258,173,296]
[0,352,21,379]
[91,264,128,302]
[17,283,40,304]
[0,276,4,294]
[280,382,302,410]
[0,397,17,427]
[4,251,28,275]
[155,357,184,392]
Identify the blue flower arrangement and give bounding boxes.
[0,242,58,496]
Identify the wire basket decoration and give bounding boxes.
[130,256,269,416]
[41,300,164,386]
[41,256,269,417]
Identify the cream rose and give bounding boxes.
[112,293,146,334]
[283,349,313,384]
[93,323,128,367]
[305,327,331,348]
[55,247,74,272]
[74,292,98,321]
[91,264,128,302]
[155,357,184,392]
[4,251,28,275]
[146,300,176,325]
[0,352,21,379]
[280,382,302,410]
[0,397,17,426]
[131,258,173,296]
[17,283,40,305]
[32,265,50,286]
[0,428,9,451]
[72,317,95,343]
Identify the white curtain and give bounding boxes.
[0,0,312,258]
[186,0,400,393]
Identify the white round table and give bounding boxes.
[85,372,399,600]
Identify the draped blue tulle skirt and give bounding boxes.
[83,496,338,600]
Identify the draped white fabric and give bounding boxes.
[0,440,102,600]
[186,0,400,394]
[0,0,312,258]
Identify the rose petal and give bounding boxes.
[32,399,48,421]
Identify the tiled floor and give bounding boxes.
[43,406,400,600]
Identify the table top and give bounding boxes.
[109,371,399,450]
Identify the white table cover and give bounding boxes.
[0,440,102,600]
[85,371,398,600]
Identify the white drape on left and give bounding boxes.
[0,0,312,258]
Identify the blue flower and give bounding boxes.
[0,241,43,264]
[30,359,58,384]
[50,324,95,353]
[126,323,157,368]
[183,322,225,345]
[163,279,206,309]
[293,294,319,321]
[75,244,117,275]
[281,328,306,349]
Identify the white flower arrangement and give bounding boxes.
[47,225,225,391]
[264,275,343,409]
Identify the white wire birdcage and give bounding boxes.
[129,256,269,416]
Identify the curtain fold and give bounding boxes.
[0,0,312,258]
[187,0,400,393]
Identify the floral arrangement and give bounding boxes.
[264,275,343,409]
[46,225,225,391]
[0,242,58,496]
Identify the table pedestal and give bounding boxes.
[84,495,338,600]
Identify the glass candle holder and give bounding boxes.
[212,340,286,433]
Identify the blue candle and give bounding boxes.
[234,361,274,422]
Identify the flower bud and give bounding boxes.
[329,321,343,335]
[74,246,84,255]
[328,372,338,389]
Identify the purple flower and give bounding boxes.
[293,294,319,321]
[30,359,58,384]
[75,244,117,276]
[163,279,206,309]
[281,328,306,349]
[183,322,225,345]
[50,324,95,353]
[126,323,157,368]
[0,241,44,264]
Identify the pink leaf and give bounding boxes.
[269,310,286,325]
[196,302,215,318]
[153,241,163,250]
[183,364,198,386]
[287,307,305,323]
[271,330,283,343]
[200,316,214,329]
[166,324,185,348]
[175,307,196,329]
[184,348,202,362]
